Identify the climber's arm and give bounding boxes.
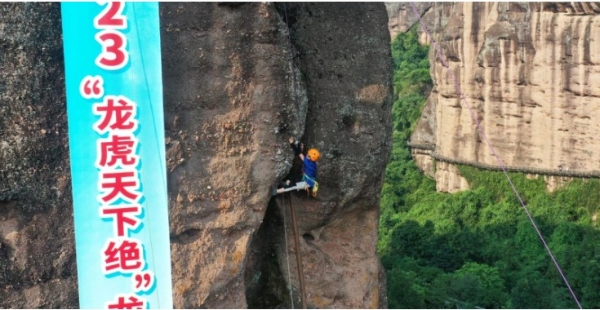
[289,137,305,161]
[299,143,305,161]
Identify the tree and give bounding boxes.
[430,263,510,308]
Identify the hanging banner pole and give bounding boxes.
[61,2,173,308]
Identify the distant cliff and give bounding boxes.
[389,2,600,192]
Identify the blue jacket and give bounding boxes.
[303,157,317,187]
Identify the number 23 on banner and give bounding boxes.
[94,1,128,70]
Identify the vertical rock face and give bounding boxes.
[0,3,77,308]
[405,2,600,192]
[1,2,392,308]
[264,3,393,308]
[386,2,433,40]
[160,3,302,308]
[0,3,78,308]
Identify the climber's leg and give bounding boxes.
[274,181,308,195]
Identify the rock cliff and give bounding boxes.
[0,3,78,307]
[393,2,600,192]
[0,2,392,308]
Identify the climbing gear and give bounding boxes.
[307,148,320,162]
[301,174,318,197]
[278,193,294,309]
[279,191,307,309]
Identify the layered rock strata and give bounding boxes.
[402,2,600,192]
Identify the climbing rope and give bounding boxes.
[287,193,307,309]
[408,3,582,308]
[279,194,294,309]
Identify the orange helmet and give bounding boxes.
[307,148,321,162]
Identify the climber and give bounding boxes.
[273,136,320,197]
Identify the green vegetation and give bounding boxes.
[379,29,600,309]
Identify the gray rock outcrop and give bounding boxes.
[0,3,392,308]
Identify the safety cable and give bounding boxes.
[279,194,295,309]
[408,3,582,308]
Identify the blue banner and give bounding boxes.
[61,2,173,308]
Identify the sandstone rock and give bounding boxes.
[401,3,600,192]
[435,162,469,193]
[385,2,433,40]
[161,3,302,307]
[411,152,436,179]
